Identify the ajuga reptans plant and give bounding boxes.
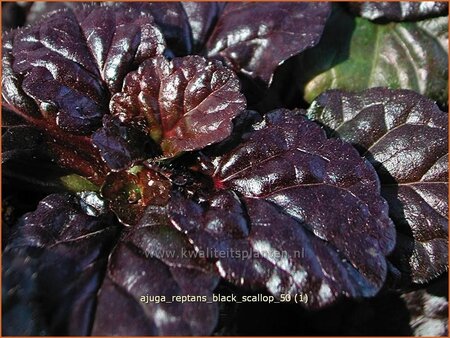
[2,2,448,336]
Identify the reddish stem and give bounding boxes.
[3,102,108,185]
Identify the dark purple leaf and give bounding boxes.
[3,3,447,335]
[101,166,171,226]
[1,123,108,185]
[3,5,165,135]
[3,193,220,335]
[21,2,223,57]
[92,209,219,335]
[2,5,167,182]
[8,11,106,134]
[63,6,165,95]
[114,2,222,56]
[92,115,160,171]
[127,2,224,55]
[348,2,449,22]
[125,2,192,56]
[206,2,331,85]
[3,31,106,181]
[4,194,118,335]
[2,31,40,119]
[3,250,48,335]
[168,109,395,309]
[125,2,329,86]
[110,55,246,157]
[202,109,263,157]
[120,2,221,58]
[308,88,448,284]
[81,2,191,56]
[181,2,224,53]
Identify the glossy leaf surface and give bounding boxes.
[3,194,118,335]
[2,3,448,335]
[9,2,331,87]
[3,193,220,335]
[206,2,331,85]
[181,2,223,53]
[3,5,165,134]
[2,5,167,182]
[308,88,448,284]
[92,213,219,335]
[92,115,160,171]
[169,109,396,308]
[110,55,246,157]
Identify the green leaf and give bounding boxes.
[300,10,448,105]
[60,174,99,192]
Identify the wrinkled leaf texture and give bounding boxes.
[3,5,165,133]
[3,4,251,173]
[3,2,446,336]
[109,55,246,158]
[168,109,396,309]
[2,5,167,182]
[3,194,219,335]
[204,2,331,84]
[18,2,332,86]
[308,88,448,284]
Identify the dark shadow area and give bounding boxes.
[213,281,413,335]
[2,132,72,250]
[250,55,309,113]
[2,2,30,31]
[2,160,71,251]
[426,273,448,299]
[238,73,271,112]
